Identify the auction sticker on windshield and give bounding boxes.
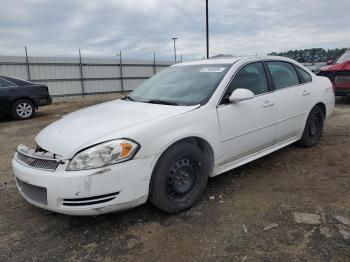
[200,67,226,73]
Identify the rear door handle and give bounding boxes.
[263,100,274,108]
[302,90,310,96]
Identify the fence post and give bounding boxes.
[119,50,124,93]
[153,52,156,74]
[78,49,85,96]
[24,46,31,81]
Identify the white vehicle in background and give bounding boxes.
[13,56,335,215]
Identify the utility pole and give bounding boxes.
[24,46,31,80]
[78,49,85,95]
[118,50,124,94]
[153,52,156,74]
[172,37,178,62]
[206,0,209,59]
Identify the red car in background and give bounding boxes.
[318,50,350,96]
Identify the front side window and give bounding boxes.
[221,62,268,104]
[129,64,231,106]
[295,66,312,83]
[267,61,299,90]
[0,78,15,88]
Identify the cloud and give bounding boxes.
[0,0,349,60]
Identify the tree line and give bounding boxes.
[268,48,349,63]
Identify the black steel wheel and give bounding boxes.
[298,105,325,147]
[167,158,198,199]
[149,142,210,213]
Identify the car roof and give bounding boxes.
[173,55,298,67]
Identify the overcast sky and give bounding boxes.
[0,0,349,61]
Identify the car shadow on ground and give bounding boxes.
[335,96,350,104]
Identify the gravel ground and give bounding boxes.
[0,95,349,261]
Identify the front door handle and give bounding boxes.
[263,100,274,108]
[302,90,311,96]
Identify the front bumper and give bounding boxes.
[12,154,157,215]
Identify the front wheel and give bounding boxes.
[149,142,210,213]
[298,106,325,147]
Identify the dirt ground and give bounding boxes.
[0,95,349,261]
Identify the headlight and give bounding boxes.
[67,139,139,171]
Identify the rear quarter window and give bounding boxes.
[295,66,312,83]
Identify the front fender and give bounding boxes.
[133,107,221,169]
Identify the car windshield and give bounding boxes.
[127,64,231,106]
[336,50,350,64]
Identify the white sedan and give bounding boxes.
[12,56,335,215]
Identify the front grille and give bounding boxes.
[335,76,350,84]
[17,178,47,205]
[16,152,59,171]
[62,192,120,206]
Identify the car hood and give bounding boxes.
[320,60,350,72]
[35,99,199,158]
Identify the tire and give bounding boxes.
[298,105,325,147]
[149,142,210,213]
[12,99,35,120]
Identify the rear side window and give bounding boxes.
[0,78,15,88]
[267,62,299,90]
[295,66,312,83]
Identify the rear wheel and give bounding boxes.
[298,106,325,147]
[149,142,210,213]
[12,99,35,120]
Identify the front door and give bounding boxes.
[217,62,276,166]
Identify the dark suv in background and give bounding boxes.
[0,76,52,120]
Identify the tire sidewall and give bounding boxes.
[300,106,325,147]
[12,99,35,120]
[149,142,210,213]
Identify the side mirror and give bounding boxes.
[229,88,255,103]
[326,60,334,65]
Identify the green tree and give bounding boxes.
[268,48,349,63]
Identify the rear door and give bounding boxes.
[265,61,312,144]
[0,77,17,115]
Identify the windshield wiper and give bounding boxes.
[123,96,178,105]
[146,100,179,106]
[122,95,134,101]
